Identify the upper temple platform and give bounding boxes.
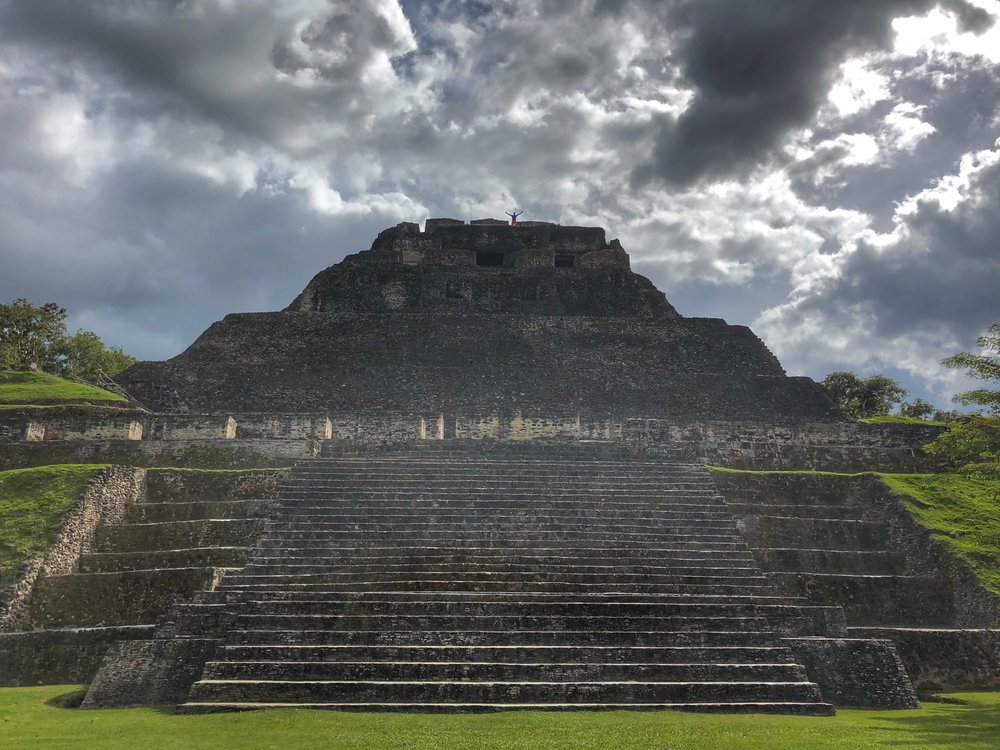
[285,219,679,318]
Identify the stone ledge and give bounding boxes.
[783,637,919,709]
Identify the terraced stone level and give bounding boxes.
[178,445,835,714]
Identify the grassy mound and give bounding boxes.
[859,416,948,426]
[881,473,1000,595]
[0,465,105,585]
[2,686,1000,749]
[0,371,127,408]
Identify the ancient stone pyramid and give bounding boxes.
[118,219,839,422]
[5,219,994,714]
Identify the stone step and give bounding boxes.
[201,660,810,683]
[282,489,721,498]
[251,542,752,556]
[222,570,768,586]
[260,531,744,544]
[751,549,905,575]
[243,552,757,568]
[742,517,889,550]
[216,644,799,665]
[129,500,273,523]
[266,522,739,535]
[178,700,834,715]
[770,573,955,627]
[282,480,717,491]
[238,562,758,577]
[95,519,265,554]
[299,458,687,467]
[274,508,734,521]
[726,504,859,520]
[225,629,785,647]
[233,600,817,618]
[216,580,776,595]
[186,678,825,705]
[289,473,714,483]
[80,547,253,573]
[194,591,800,606]
[231,614,780,633]
[29,568,225,628]
[275,502,730,515]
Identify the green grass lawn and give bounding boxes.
[0,371,126,408]
[881,473,1000,595]
[860,416,948,426]
[1,687,999,750]
[0,465,105,585]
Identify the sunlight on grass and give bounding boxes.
[0,371,126,407]
[2,687,1000,750]
[0,465,104,585]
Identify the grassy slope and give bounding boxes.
[880,473,1000,595]
[2,687,1000,750]
[0,465,104,585]
[708,468,1000,596]
[0,371,126,407]
[860,415,948,426]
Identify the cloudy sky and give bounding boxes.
[1,0,999,407]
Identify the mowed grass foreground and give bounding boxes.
[2,687,1000,750]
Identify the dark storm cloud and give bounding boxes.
[758,148,1000,392]
[635,0,992,186]
[0,0,998,408]
[830,158,1000,339]
[0,0,416,152]
[789,53,1000,229]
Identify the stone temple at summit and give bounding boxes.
[119,219,837,423]
[1,218,998,714]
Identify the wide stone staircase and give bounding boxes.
[167,443,840,713]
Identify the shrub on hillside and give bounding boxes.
[924,415,1000,477]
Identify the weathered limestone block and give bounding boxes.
[30,568,226,628]
[0,626,153,686]
[83,638,219,708]
[783,637,919,708]
[847,628,1000,691]
[232,414,332,440]
[149,415,236,440]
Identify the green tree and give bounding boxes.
[925,415,1000,476]
[899,398,936,420]
[0,299,67,371]
[59,330,137,381]
[943,322,1000,414]
[0,299,136,381]
[822,371,907,419]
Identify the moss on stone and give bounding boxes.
[880,473,1000,595]
[0,464,105,585]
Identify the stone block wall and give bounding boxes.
[848,628,1000,691]
[626,419,947,472]
[850,475,1000,627]
[147,415,237,440]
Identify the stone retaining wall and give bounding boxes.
[847,628,1000,691]
[851,475,1000,627]
[626,419,947,472]
[784,637,919,708]
[0,626,153,687]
